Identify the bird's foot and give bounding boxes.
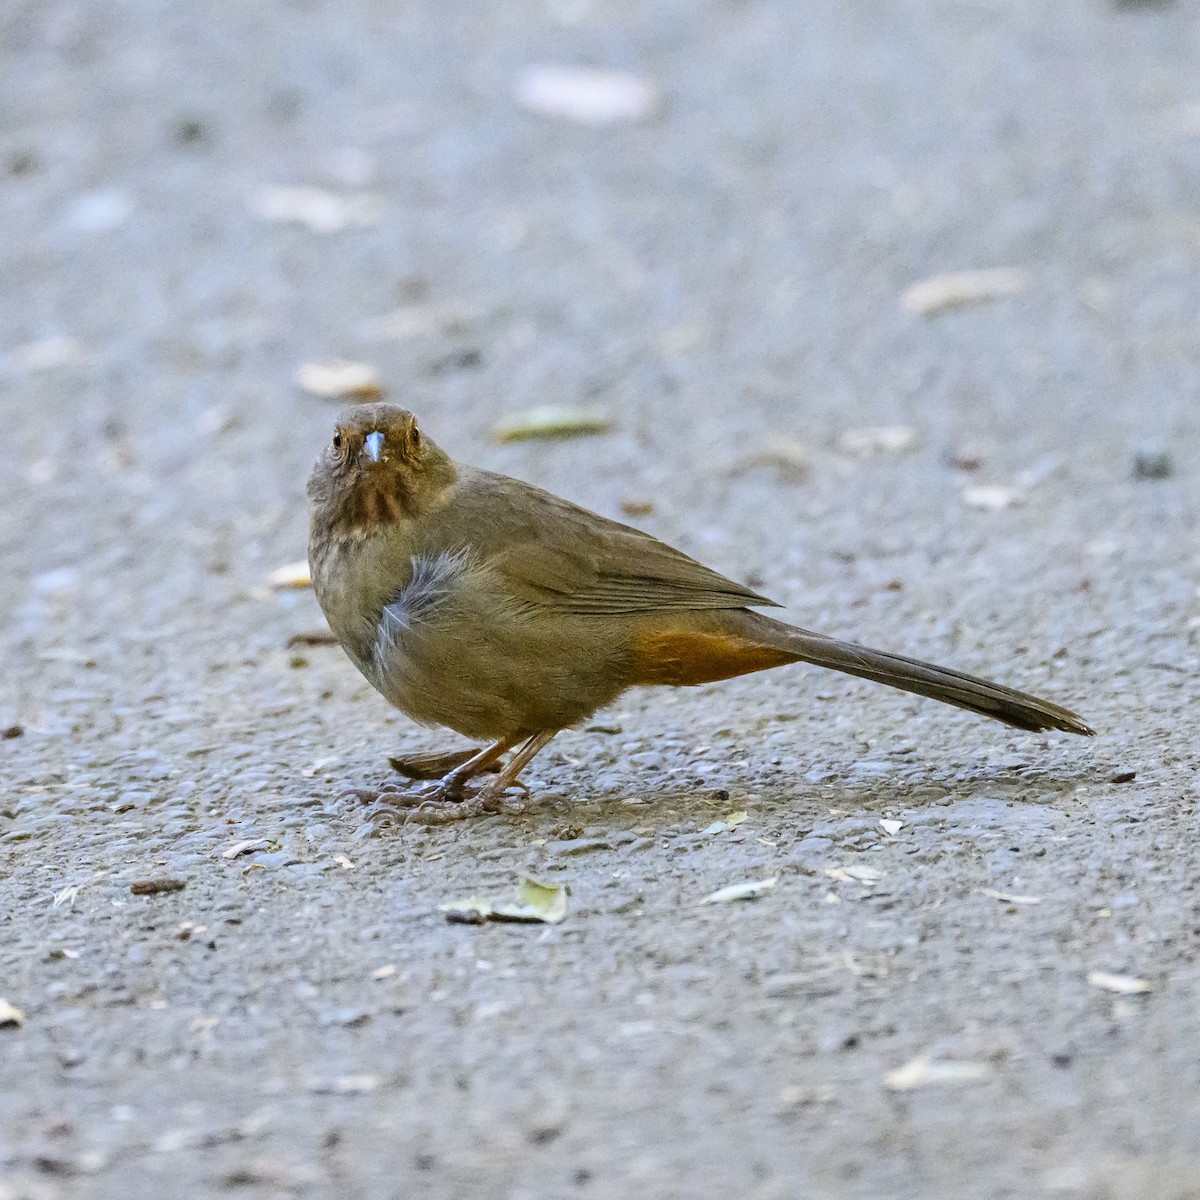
[344,777,531,832]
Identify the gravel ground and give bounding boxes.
[3,2,1200,1197]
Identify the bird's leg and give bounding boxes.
[388,746,501,780]
[346,738,516,828]
[474,730,558,804]
[399,730,559,826]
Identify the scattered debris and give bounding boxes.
[700,876,777,904]
[1110,769,1137,784]
[825,864,884,884]
[836,426,917,456]
[1132,445,1173,480]
[514,66,659,125]
[267,561,312,590]
[961,483,1024,511]
[729,435,811,480]
[309,1074,381,1095]
[250,186,382,233]
[1088,971,1151,995]
[702,811,749,835]
[334,855,355,870]
[901,267,1028,317]
[884,1055,990,1090]
[221,839,273,860]
[371,965,397,980]
[130,878,187,896]
[0,999,24,1028]
[8,335,84,374]
[286,631,338,647]
[295,360,384,401]
[879,819,903,836]
[494,406,613,442]
[981,888,1041,906]
[619,499,655,517]
[2,724,23,739]
[65,187,134,233]
[441,875,569,924]
[52,885,80,909]
[358,301,477,340]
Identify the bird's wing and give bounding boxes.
[455,470,779,615]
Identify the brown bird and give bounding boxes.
[308,404,1093,822]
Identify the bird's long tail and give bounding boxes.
[775,624,1093,735]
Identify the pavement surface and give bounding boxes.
[3,2,1200,1197]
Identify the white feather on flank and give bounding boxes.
[374,548,473,659]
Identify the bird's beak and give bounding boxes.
[363,431,385,463]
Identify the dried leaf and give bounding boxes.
[1088,971,1150,995]
[440,874,569,924]
[962,484,1024,511]
[221,838,272,860]
[52,885,80,909]
[700,876,777,904]
[334,855,355,870]
[879,819,903,836]
[494,406,612,442]
[884,1055,990,1090]
[250,186,382,233]
[295,360,383,401]
[701,810,749,836]
[826,864,884,884]
[0,999,24,1028]
[371,965,397,980]
[836,426,917,456]
[358,301,477,340]
[981,887,1040,906]
[901,267,1028,316]
[267,561,312,590]
[514,66,659,125]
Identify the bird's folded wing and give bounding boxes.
[471,479,778,615]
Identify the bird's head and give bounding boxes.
[307,404,456,536]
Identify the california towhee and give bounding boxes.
[308,404,1092,822]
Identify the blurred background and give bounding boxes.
[3,2,1200,1197]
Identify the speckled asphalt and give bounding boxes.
[3,2,1200,1197]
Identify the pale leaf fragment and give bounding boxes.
[901,267,1028,317]
[514,66,659,125]
[10,335,84,374]
[0,999,24,1028]
[981,887,1041,906]
[837,426,917,456]
[879,819,903,836]
[728,435,811,480]
[962,484,1024,512]
[251,186,382,233]
[295,360,383,401]
[1088,971,1150,995]
[267,561,312,590]
[334,855,355,870]
[440,874,569,924]
[221,838,272,860]
[494,406,612,442]
[884,1055,990,1090]
[700,876,777,905]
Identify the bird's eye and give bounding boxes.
[411,426,421,449]
[332,430,343,450]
